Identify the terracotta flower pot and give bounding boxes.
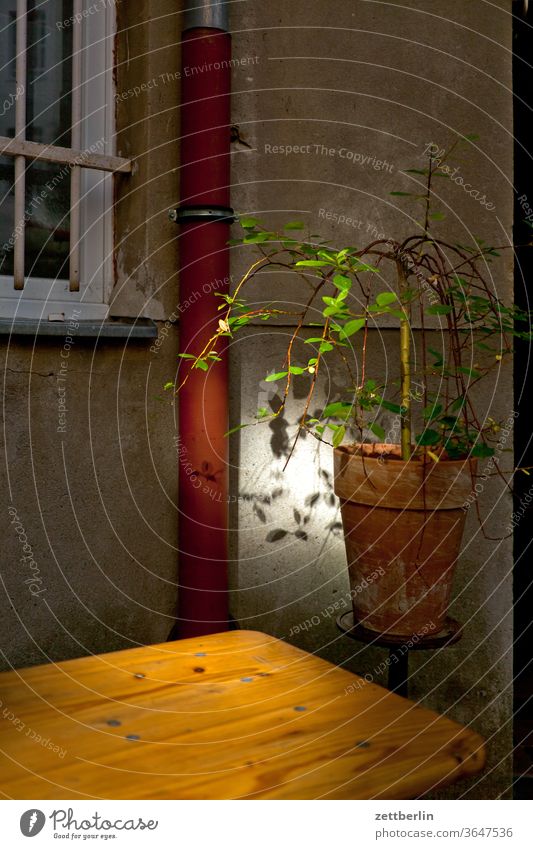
[333,444,476,638]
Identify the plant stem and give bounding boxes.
[397,259,412,459]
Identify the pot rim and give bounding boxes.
[335,442,477,469]
[333,443,477,509]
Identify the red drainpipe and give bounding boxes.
[169,1,232,638]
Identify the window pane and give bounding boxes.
[0,155,15,276]
[26,0,73,146]
[25,160,71,279]
[0,0,73,281]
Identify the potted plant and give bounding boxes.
[172,139,531,638]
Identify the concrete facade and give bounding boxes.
[0,0,514,799]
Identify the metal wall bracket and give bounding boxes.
[168,206,235,224]
[183,0,229,33]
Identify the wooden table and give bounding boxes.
[0,630,485,799]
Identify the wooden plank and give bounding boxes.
[0,136,132,174]
[0,630,485,800]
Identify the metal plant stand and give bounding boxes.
[336,611,462,698]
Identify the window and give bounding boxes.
[0,0,131,321]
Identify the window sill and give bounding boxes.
[0,317,158,340]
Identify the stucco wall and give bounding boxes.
[0,1,182,667]
[229,0,514,799]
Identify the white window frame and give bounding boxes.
[0,0,130,321]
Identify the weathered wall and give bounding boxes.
[0,1,182,667]
[229,0,514,799]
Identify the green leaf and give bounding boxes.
[333,274,352,291]
[300,244,319,256]
[304,337,327,344]
[240,216,260,228]
[440,416,459,428]
[225,423,251,436]
[369,422,386,439]
[417,429,441,446]
[403,168,429,175]
[194,359,208,372]
[390,191,413,197]
[323,401,352,418]
[376,292,398,307]
[284,221,305,230]
[450,396,466,412]
[471,443,495,458]
[265,371,288,382]
[319,342,334,353]
[427,304,453,315]
[380,399,405,415]
[244,232,270,244]
[445,442,465,460]
[289,366,305,375]
[428,347,444,367]
[340,318,365,338]
[323,306,346,317]
[423,403,443,421]
[429,212,445,221]
[295,260,329,268]
[457,366,481,378]
[164,382,175,390]
[332,425,346,448]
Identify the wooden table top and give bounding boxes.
[0,630,485,800]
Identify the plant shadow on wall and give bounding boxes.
[170,134,533,640]
[240,449,343,550]
[238,373,343,547]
